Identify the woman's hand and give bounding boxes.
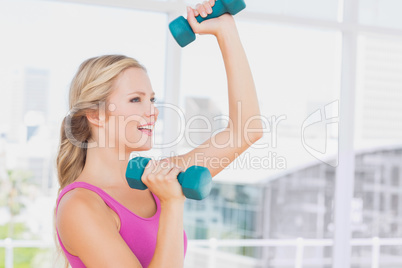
[141,159,185,205]
[186,0,237,39]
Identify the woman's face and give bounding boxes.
[105,67,159,155]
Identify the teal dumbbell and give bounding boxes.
[126,157,212,200]
[169,0,246,47]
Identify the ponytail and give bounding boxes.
[56,115,89,192]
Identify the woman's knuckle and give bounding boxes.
[166,174,175,180]
[156,174,164,180]
[147,160,155,169]
[203,1,211,9]
[162,160,170,168]
[144,162,151,170]
[175,166,184,172]
[141,177,150,186]
[147,173,155,180]
[168,162,175,169]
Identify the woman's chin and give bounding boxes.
[126,143,153,152]
[137,146,152,152]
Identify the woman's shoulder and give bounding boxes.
[58,186,102,209]
[56,185,114,228]
[57,179,113,210]
[57,183,115,223]
[56,185,119,255]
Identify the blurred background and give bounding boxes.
[0,0,401,267]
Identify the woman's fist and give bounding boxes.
[141,159,185,204]
[192,0,215,18]
[186,0,236,38]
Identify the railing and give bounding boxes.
[1,237,402,268]
[187,237,402,268]
[0,238,52,268]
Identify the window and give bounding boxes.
[0,1,167,266]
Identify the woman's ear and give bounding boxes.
[86,109,105,128]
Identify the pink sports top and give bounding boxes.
[55,181,187,267]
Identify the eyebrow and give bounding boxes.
[128,91,155,96]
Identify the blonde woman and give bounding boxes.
[55,1,263,267]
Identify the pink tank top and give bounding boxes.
[55,181,187,267]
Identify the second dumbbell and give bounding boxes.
[169,0,246,47]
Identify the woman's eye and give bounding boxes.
[130,97,157,103]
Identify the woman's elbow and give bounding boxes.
[250,132,264,143]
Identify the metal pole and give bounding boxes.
[332,0,359,267]
[208,238,218,268]
[5,238,13,268]
[162,11,184,157]
[295,237,304,268]
[371,237,380,268]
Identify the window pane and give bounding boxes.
[181,20,341,265]
[359,0,402,29]
[185,0,340,21]
[355,34,402,144]
[353,33,402,265]
[180,22,341,179]
[0,0,167,126]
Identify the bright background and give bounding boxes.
[0,0,401,267]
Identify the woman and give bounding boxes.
[55,1,263,267]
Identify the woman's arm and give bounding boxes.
[215,15,263,151]
[149,201,184,267]
[144,159,185,268]
[168,4,263,177]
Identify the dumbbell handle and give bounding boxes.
[125,157,185,190]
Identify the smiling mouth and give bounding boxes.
[137,124,154,136]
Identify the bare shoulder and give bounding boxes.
[56,187,111,225]
[56,188,115,253]
[56,187,142,267]
[57,187,109,217]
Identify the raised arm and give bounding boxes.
[168,2,263,177]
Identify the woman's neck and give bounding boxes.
[78,145,131,188]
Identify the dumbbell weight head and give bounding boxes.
[178,166,213,200]
[221,0,246,16]
[169,16,196,48]
[125,157,150,190]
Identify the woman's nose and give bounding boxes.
[145,105,158,118]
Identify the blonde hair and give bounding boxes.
[54,55,146,267]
